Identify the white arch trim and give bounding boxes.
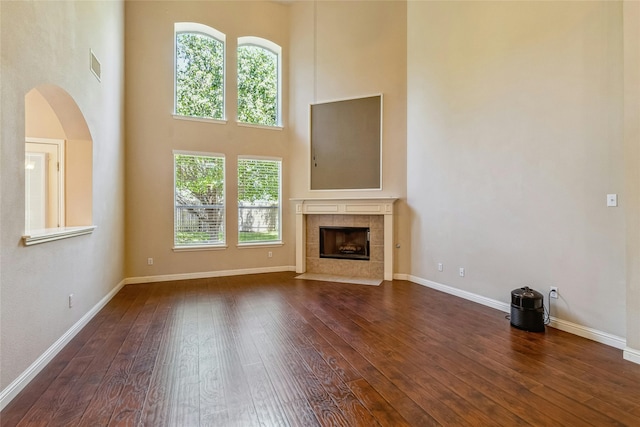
[237,36,281,55]
[175,22,226,42]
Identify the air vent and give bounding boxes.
[90,49,101,81]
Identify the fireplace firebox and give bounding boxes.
[319,226,370,261]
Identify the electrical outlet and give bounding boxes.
[550,286,558,299]
[459,267,465,277]
[147,258,153,265]
[68,294,74,308]
[438,263,443,272]
[268,251,273,258]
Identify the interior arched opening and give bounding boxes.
[24,85,93,232]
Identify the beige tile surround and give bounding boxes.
[306,214,384,279]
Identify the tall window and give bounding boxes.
[237,37,281,127]
[238,157,281,243]
[174,152,225,247]
[175,23,225,120]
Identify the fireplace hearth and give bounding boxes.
[320,226,370,261]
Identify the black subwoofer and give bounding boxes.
[510,286,545,332]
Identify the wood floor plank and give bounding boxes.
[330,283,594,425]
[108,283,173,426]
[4,273,640,426]
[248,304,352,426]
[44,284,150,426]
[304,299,471,425]
[388,294,639,421]
[243,361,289,427]
[196,282,227,424]
[281,398,322,427]
[289,337,379,426]
[78,300,158,425]
[139,283,187,426]
[346,378,413,427]
[325,287,544,424]
[301,283,576,425]
[285,288,442,426]
[15,356,95,427]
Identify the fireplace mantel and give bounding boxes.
[293,197,398,281]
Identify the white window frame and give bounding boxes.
[237,36,282,128]
[174,22,227,123]
[173,150,227,251]
[237,155,283,247]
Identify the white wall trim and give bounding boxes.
[0,279,126,411]
[406,274,510,313]
[547,316,626,350]
[124,265,296,285]
[405,274,629,353]
[22,225,97,246]
[624,347,640,364]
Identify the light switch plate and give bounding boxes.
[607,194,618,207]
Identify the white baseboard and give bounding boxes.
[0,279,126,411]
[547,316,626,350]
[406,274,510,313]
[124,265,296,285]
[624,347,640,364]
[404,274,630,353]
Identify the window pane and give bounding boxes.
[175,154,225,246]
[238,158,281,243]
[176,33,224,119]
[237,45,278,126]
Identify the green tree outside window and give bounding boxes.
[176,32,224,119]
[237,45,278,126]
[174,154,225,246]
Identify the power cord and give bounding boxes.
[544,290,552,325]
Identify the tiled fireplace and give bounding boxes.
[294,198,397,281]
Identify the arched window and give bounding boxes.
[237,37,281,127]
[175,23,225,120]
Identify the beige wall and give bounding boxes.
[624,1,640,354]
[288,0,409,274]
[65,139,93,226]
[408,1,627,337]
[125,1,291,278]
[25,89,66,139]
[1,0,125,393]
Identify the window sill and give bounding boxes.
[173,244,228,252]
[173,114,227,125]
[237,241,284,249]
[23,225,97,246]
[237,122,283,131]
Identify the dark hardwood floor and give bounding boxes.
[3,272,640,426]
